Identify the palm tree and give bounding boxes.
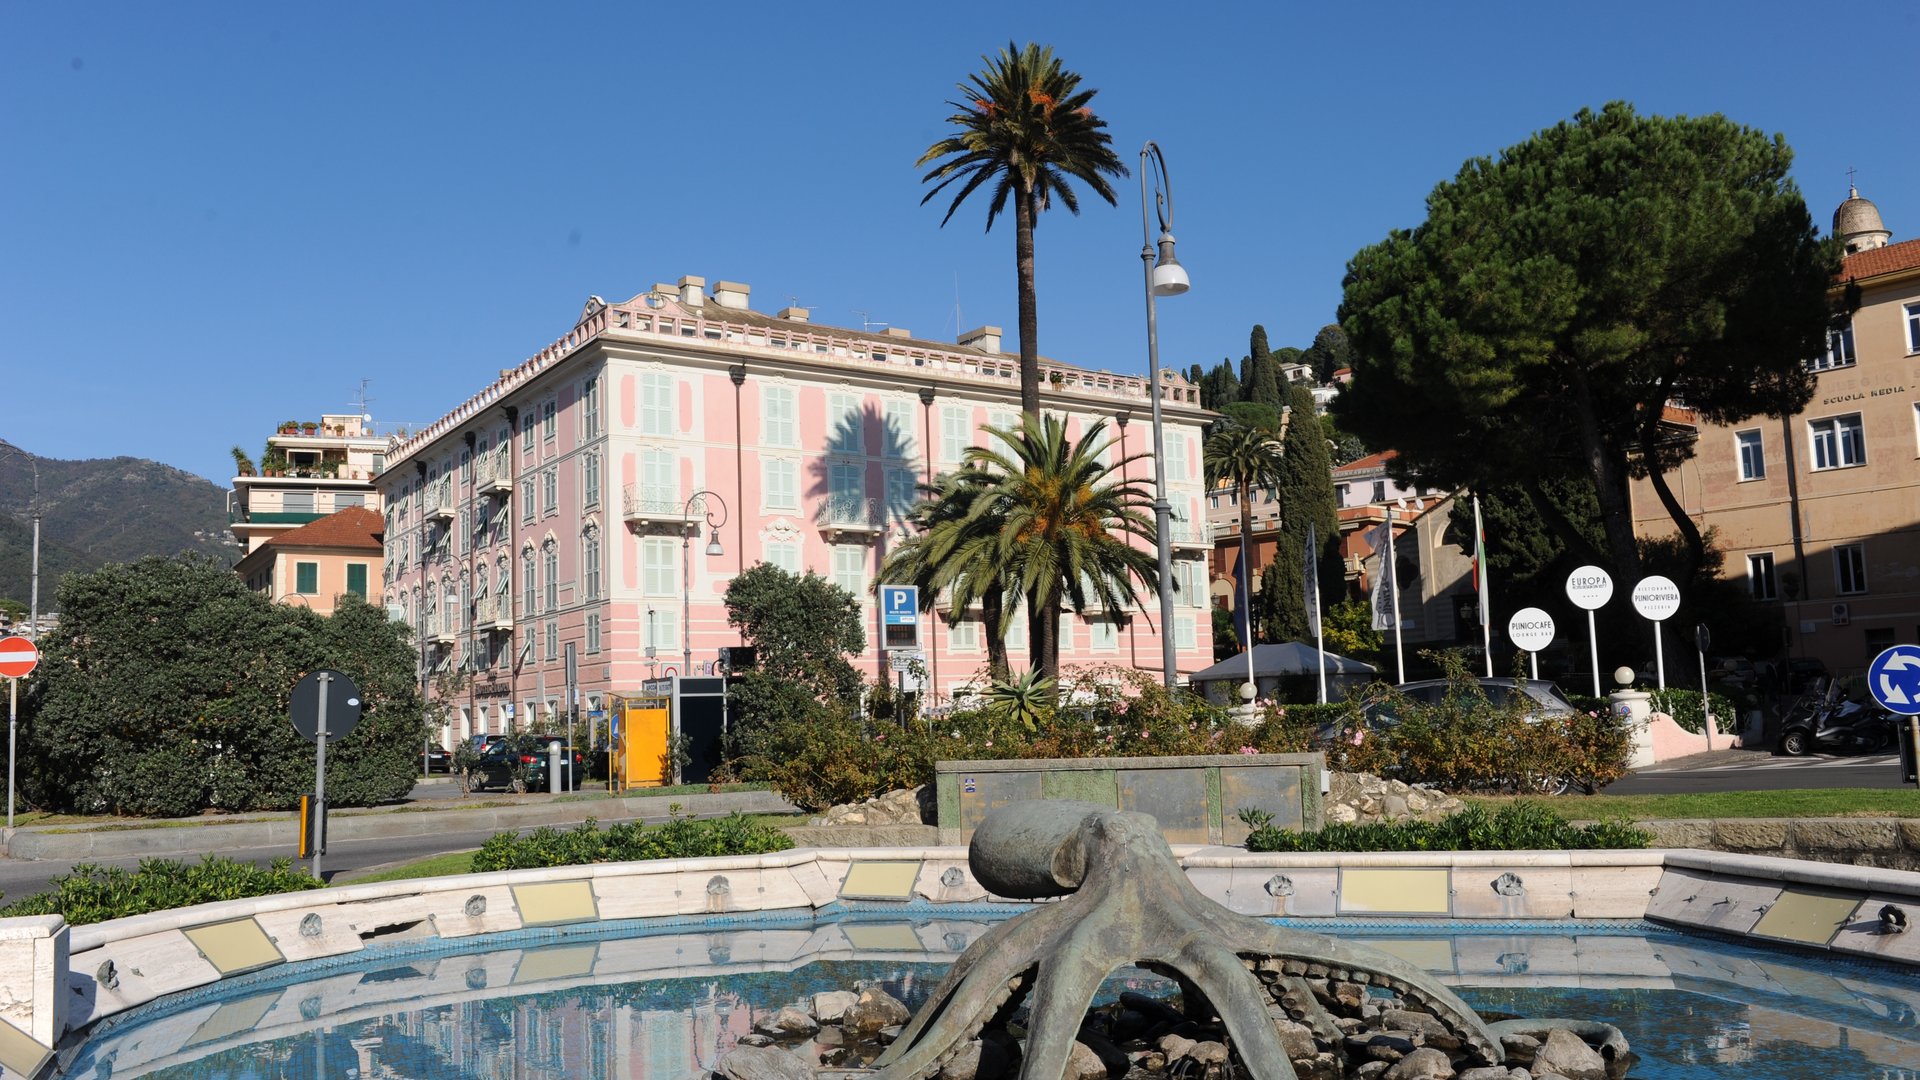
[1204,413,1287,646]
[965,414,1158,683]
[917,43,1128,419]
[880,471,1014,684]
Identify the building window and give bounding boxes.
[1835,543,1868,595]
[585,612,602,654]
[581,375,601,438]
[832,544,865,596]
[639,449,677,508]
[460,448,471,483]
[1370,479,1387,503]
[883,398,915,458]
[641,373,675,435]
[344,563,366,599]
[829,391,863,454]
[1164,432,1188,485]
[1090,617,1119,652]
[523,548,537,616]
[295,562,318,595]
[1177,561,1208,607]
[763,458,799,511]
[949,617,980,652]
[941,405,968,465]
[643,608,676,657]
[583,451,601,508]
[642,537,676,596]
[372,452,386,475]
[522,414,535,453]
[545,619,558,660]
[458,509,469,554]
[1736,429,1765,481]
[520,479,534,523]
[543,543,558,610]
[459,571,471,629]
[1747,552,1776,601]
[763,385,797,448]
[582,528,601,600]
[1809,414,1866,470]
[885,467,918,521]
[1906,302,1920,354]
[1058,613,1075,652]
[1175,613,1196,650]
[764,539,802,573]
[1811,321,1856,371]
[542,399,557,441]
[987,409,1018,460]
[1334,483,1349,506]
[542,468,558,514]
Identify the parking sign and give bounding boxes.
[880,584,920,649]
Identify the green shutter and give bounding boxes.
[296,562,318,594]
[346,563,367,598]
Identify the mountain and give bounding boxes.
[0,440,239,609]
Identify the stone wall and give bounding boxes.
[1638,818,1920,872]
[1323,773,1464,825]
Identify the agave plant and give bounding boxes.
[983,669,1056,732]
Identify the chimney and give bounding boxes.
[678,275,706,307]
[958,325,1003,354]
[777,306,810,323]
[712,280,751,310]
[884,327,913,339]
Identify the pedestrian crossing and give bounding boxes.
[1640,751,1897,773]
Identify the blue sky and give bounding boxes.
[4,2,1915,485]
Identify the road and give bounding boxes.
[1600,747,1906,794]
[0,779,684,906]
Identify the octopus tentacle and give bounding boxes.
[1174,937,1302,1080]
[1012,942,1111,1080]
[875,901,1071,1069]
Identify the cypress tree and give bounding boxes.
[1245,325,1285,409]
[1260,383,1341,643]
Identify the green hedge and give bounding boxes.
[0,856,322,925]
[470,813,794,872]
[1243,801,1651,853]
[1648,688,1738,735]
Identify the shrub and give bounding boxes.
[470,812,794,872]
[1243,801,1651,853]
[1648,688,1737,735]
[0,855,321,925]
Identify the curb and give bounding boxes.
[0,789,800,862]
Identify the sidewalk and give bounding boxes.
[0,783,800,862]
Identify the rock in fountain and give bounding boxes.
[716,801,1633,1080]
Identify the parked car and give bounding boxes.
[465,737,586,793]
[418,745,453,773]
[1786,657,1832,695]
[1316,677,1580,794]
[1708,657,1758,687]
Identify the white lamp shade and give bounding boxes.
[1152,262,1190,296]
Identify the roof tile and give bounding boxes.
[263,506,384,552]
[1839,237,1920,282]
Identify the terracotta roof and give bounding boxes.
[1839,237,1920,282]
[264,506,384,552]
[1332,449,1398,476]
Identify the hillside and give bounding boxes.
[0,440,238,608]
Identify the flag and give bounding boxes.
[1472,495,1491,628]
[1231,547,1251,647]
[1303,521,1322,638]
[1369,519,1397,632]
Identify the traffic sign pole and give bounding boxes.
[0,637,39,830]
[313,671,329,880]
[7,676,16,830]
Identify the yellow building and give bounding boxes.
[1631,189,1920,676]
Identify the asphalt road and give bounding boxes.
[1600,746,1907,794]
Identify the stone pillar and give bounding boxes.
[1610,689,1654,769]
[0,914,68,1050]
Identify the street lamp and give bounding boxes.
[1139,140,1189,690]
[681,491,728,673]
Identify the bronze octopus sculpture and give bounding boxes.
[870,801,1626,1080]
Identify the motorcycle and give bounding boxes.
[1775,678,1898,756]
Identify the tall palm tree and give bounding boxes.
[965,415,1158,683]
[880,471,1014,684]
[1204,413,1287,645]
[918,42,1128,419]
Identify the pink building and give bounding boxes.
[376,276,1214,745]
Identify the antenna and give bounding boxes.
[854,310,888,333]
[350,378,375,422]
[952,272,964,334]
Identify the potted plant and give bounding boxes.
[302,421,318,434]
[230,445,255,477]
[1048,370,1065,388]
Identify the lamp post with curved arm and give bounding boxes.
[1139,141,1190,690]
[681,491,727,673]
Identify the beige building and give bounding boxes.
[229,412,388,553]
[234,506,384,614]
[1631,189,1920,676]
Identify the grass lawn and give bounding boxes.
[1469,789,1920,820]
[334,850,476,884]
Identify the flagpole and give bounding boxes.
[1388,511,1405,683]
[1474,494,1493,678]
[1306,521,1326,704]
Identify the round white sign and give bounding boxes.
[1507,607,1557,652]
[1565,565,1614,611]
[1630,575,1682,621]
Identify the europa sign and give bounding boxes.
[1564,566,1614,611]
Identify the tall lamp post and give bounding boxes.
[681,491,727,673]
[1138,141,1190,690]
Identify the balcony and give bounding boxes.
[476,456,513,497]
[817,494,884,542]
[474,598,514,633]
[1167,519,1213,557]
[424,486,455,524]
[427,626,457,647]
[622,486,698,530]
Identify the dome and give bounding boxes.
[1833,186,1891,252]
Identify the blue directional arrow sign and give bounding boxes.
[1868,644,1920,715]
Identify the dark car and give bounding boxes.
[1786,657,1831,695]
[465,738,586,793]
[1317,677,1581,794]
[418,745,454,773]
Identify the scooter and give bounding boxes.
[1775,679,1898,756]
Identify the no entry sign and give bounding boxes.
[0,637,38,679]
